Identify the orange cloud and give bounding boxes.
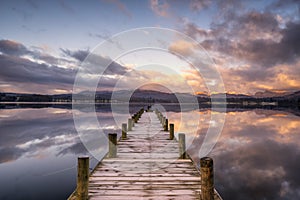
[168,40,195,57]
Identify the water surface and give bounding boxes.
[0,104,299,200]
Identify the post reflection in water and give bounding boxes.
[0,104,299,200]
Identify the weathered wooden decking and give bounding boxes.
[69,110,222,200]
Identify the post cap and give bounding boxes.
[78,156,89,159]
[200,157,213,167]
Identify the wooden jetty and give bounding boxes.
[68,108,222,200]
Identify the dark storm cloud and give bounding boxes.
[0,40,30,56]
[0,54,75,86]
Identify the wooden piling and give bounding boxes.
[200,157,214,200]
[134,114,138,123]
[121,123,127,139]
[128,118,132,131]
[162,116,165,126]
[164,118,168,131]
[108,133,117,158]
[77,156,89,200]
[178,133,186,159]
[131,116,135,127]
[169,123,174,140]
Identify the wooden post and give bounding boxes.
[131,116,135,127]
[178,133,186,159]
[77,156,89,200]
[128,118,132,131]
[108,133,117,158]
[162,116,165,126]
[134,115,138,123]
[122,123,127,139]
[200,157,214,200]
[169,123,174,140]
[164,118,168,131]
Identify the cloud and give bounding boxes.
[189,0,212,12]
[0,39,132,93]
[0,54,75,85]
[183,2,300,66]
[150,0,170,17]
[225,21,300,67]
[168,40,195,57]
[178,1,300,94]
[0,39,74,67]
[0,40,30,56]
[268,0,300,14]
[61,48,128,75]
[60,48,90,62]
[184,23,210,39]
[218,60,300,94]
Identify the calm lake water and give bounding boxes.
[0,104,299,200]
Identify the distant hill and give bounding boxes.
[254,90,295,98]
[0,89,299,106]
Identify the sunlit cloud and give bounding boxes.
[150,0,170,17]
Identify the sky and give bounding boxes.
[0,0,300,95]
